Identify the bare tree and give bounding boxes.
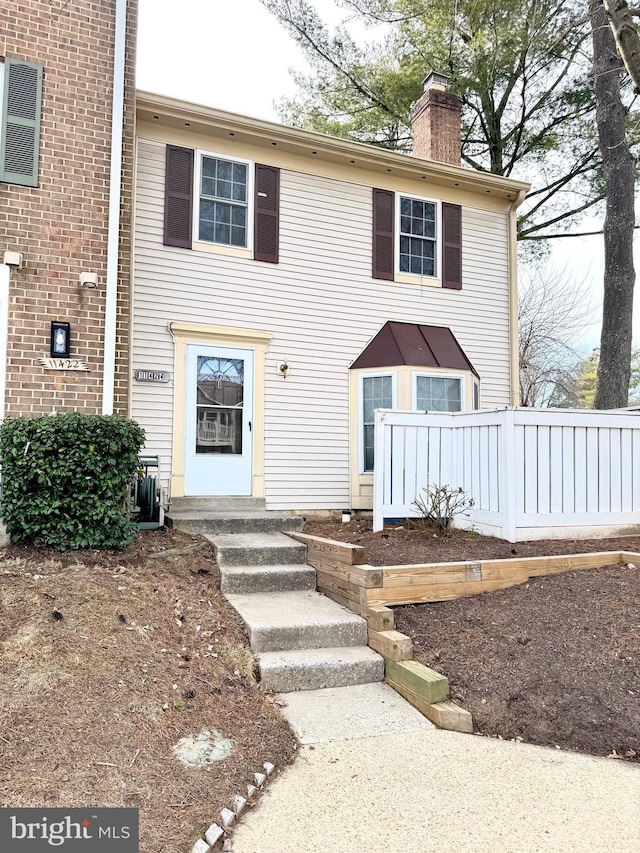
[519,266,596,407]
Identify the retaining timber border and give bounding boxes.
[289,532,638,733]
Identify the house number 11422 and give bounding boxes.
[40,357,89,371]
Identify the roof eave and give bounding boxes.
[136,90,530,203]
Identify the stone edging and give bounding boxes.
[191,761,276,853]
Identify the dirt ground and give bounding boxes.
[303,518,640,566]
[304,519,640,762]
[0,528,297,853]
[395,564,640,761]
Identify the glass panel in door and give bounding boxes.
[196,356,244,455]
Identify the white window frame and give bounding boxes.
[411,371,467,412]
[359,371,398,474]
[396,192,440,279]
[193,149,254,252]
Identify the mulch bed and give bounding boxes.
[303,518,640,566]
[303,519,640,762]
[0,528,297,853]
[395,565,640,762]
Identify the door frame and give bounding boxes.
[169,322,272,498]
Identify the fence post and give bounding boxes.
[500,407,517,542]
[373,410,386,532]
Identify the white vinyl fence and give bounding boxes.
[373,407,640,541]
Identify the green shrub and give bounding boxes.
[0,413,146,550]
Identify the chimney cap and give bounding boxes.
[423,71,450,92]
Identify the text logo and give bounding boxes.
[0,809,138,851]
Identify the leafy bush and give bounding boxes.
[0,413,145,550]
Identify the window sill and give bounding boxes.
[395,272,441,287]
[193,241,252,260]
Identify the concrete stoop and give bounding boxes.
[190,517,385,694]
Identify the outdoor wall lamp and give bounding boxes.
[277,361,289,378]
[50,322,71,358]
[79,272,97,288]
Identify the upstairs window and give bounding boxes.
[399,196,437,276]
[198,155,249,247]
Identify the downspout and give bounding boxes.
[102,0,127,415]
[508,190,528,407]
[0,264,9,418]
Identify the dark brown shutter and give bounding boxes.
[442,202,462,289]
[254,164,280,263]
[372,188,394,280]
[163,145,194,248]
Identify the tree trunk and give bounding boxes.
[590,0,636,409]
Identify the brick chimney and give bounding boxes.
[410,72,462,166]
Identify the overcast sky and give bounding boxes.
[136,0,638,348]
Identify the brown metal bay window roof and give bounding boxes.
[350,321,478,376]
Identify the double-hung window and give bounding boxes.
[399,196,437,277]
[198,154,249,248]
[361,374,395,473]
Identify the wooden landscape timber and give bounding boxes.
[290,532,638,734]
[367,629,413,661]
[365,550,639,607]
[384,658,473,733]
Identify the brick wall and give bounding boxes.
[410,89,462,167]
[0,0,137,416]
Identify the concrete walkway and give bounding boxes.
[233,713,640,853]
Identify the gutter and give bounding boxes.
[102,0,127,415]
[508,190,528,406]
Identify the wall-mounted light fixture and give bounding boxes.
[79,272,97,289]
[277,361,289,378]
[3,251,23,269]
[50,322,71,358]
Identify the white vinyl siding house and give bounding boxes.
[132,125,516,511]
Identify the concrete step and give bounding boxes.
[225,590,367,652]
[208,532,307,567]
[276,682,434,744]
[166,511,304,535]
[169,496,266,513]
[258,646,383,692]
[220,563,316,595]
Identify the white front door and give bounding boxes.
[184,344,254,496]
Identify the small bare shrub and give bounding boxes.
[412,484,475,534]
